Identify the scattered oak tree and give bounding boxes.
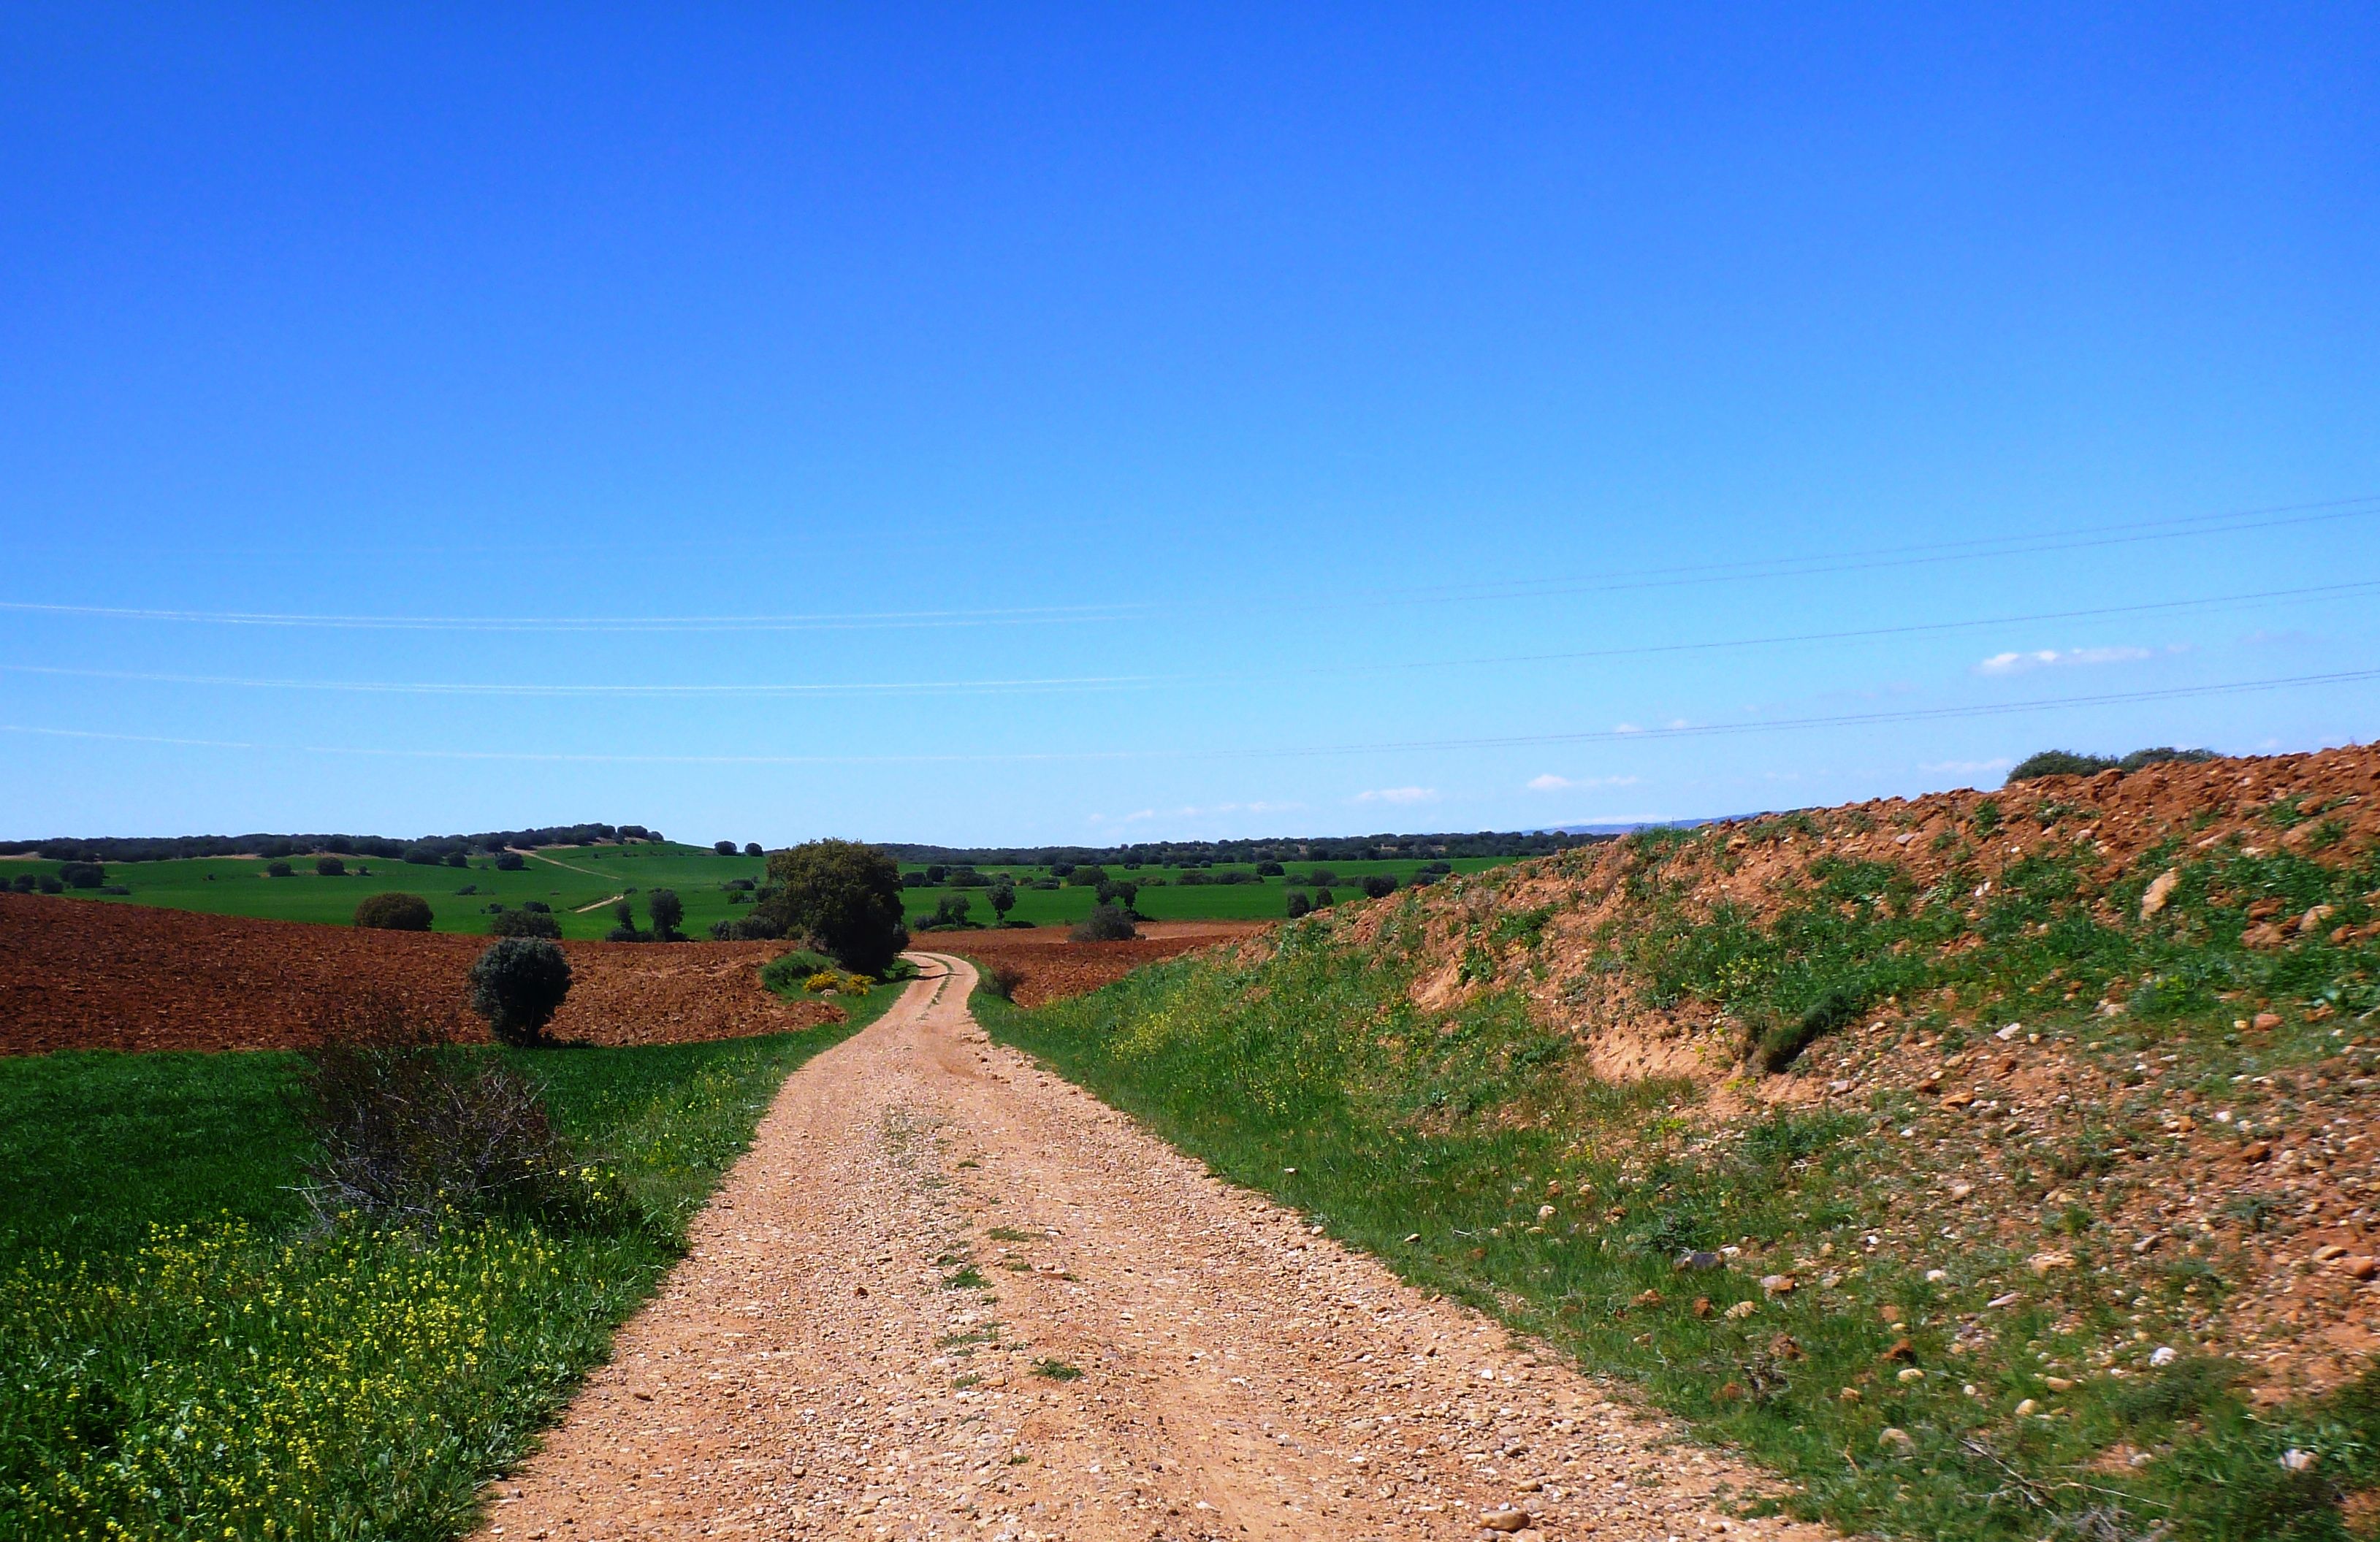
[354,892,434,931]
[468,936,573,1047]
[757,839,910,975]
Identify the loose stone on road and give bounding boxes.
[478,953,1829,1542]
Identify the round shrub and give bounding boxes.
[2007,749,2116,782]
[714,839,738,855]
[265,860,294,877]
[354,892,434,931]
[468,936,573,1047]
[520,900,550,913]
[1312,888,1335,907]
[743,842,763,857]
[443,850,470,869]
[37,876,63,894]
[58,861,105,889]
[1070,903,1137,942]
[492,908,562,939]
[493,852,526,871]
[315,855,346,877]
[1285,890,1313,919]
[1360,874,1397,900]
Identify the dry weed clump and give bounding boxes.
[293,996,628,1232]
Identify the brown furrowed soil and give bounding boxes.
[476,953,1828,1542]
[920,920,1264,1006]
[0,893,842,1054]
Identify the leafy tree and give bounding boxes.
[265,860,294,877]
[647,888,684,939]
[2007,749,2118,782]
[2118,746,2216,771]
[1096,878,1139,912]
[315,855,346,876]
[468,937,573,1047]
[354,893,433,931]
[1255,860,1284,877]
[925,864,949,884]
[758,839,910,975]
[1360,874,1397,899]
[1313,888,1335,907]
[492,908,562,939]
[58,862,104,888]
[614,898,636,929]
[444,850,470,869]
[1285,890,1313,918]
[1068,864,1109,888]
[989,880,1016,921]
[928,894,973,928]
[743,842,762,857]
[1071,903,1136,942]
[493,852,525,871]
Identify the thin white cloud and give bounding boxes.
[1974,645,2155,676]
[1355,786,1438,805]
[1086,798,1305,827]
[1613,722,1644,735]
[1527,773,1641,792]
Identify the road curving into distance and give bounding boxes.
[476,953,1831,1542]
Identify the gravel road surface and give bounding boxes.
[477,954,1828,1542]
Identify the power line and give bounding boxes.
[4,665,2371,766]
[1,494,2369,634]
[2,576,2368,698]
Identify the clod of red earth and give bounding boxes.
[0,893,842,1054]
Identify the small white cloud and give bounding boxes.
[1975,645,2154,676]
[1356,786,1438,804]
[1613,722,1644,735]
[1527,773,1641,792]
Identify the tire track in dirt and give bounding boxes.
[477,955,1830,1542]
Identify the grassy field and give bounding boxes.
[977,847,2380,1542]
[3,842,770,939]
[4,847,1524,937]
[903,856,1511,929]
[0,971,904,1542]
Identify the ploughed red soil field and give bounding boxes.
[0,898,1262,1054]
[918,918,1265,1005]
[0,893,839,1053]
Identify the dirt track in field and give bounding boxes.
[476,954,1827,1542]
[926,920,1263,1006]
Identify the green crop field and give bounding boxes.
[4,842,770,939]
[4,848,1528,937]
[899,856,1514,930]
[0,971,905,1541]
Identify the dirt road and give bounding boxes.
[478,955,1825,1542]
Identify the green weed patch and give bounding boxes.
[0,1002,887,1541]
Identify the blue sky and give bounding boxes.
[3,4,2376,846]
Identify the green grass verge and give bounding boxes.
[0,983,900,1541]
[974,903,2380,1542]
